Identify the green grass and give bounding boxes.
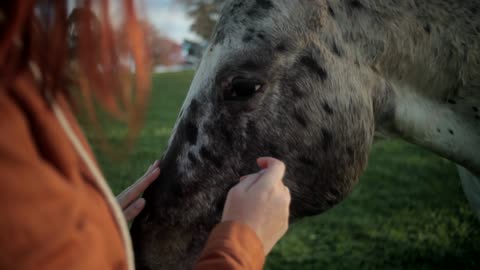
[91,72,480,270]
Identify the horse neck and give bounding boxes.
[331,0,477,99]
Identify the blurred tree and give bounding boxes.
[142,22,184,66]
[67,8,183,67]
[178,0,225,40]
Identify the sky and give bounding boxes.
[142,0,202,43]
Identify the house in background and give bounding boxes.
[182,39,207,68]
[153,37,185,66]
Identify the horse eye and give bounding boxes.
[227,78,263,100]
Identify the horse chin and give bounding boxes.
[131,217,208,270]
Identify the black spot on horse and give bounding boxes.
[299,156,316,166]
[246,0,274,17]
[300,55,327,82]
[247,27,255,33]
[346,147,355,164]
[246,9,257,17]
[230,1,244,14]
[323,102,334,114]
[170,179,186,197]
[473,106,479,112]
[243,34,253,43]
[350,0,364,9]
[447,99,456,105]
[200,147,223,169]
[186,122,198,145]
[256,0,273,10]
[276,42,288,52]
[437,128,441,133]
[424,24,431,34]
[188,152,198,165]
[268,143,282,158]
[190,99,199,116]
[346,147,354,158]
[294,111,308,127]
[328,4,335,17]
[448,129,454,135]
[470,6,478,15]
[321,128,333,151]
[332,42,342,56]
[257,33,266,40]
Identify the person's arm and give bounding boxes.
[194,221,265,269]
[194,158,291,270]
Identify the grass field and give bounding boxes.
[91,71,480,270]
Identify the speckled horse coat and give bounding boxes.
[131,0,480,269]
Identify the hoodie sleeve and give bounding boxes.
[194,221,266,270]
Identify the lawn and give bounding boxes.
[91,71,480,270]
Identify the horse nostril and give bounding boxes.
[227,77,263,100]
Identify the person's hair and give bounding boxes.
[0,0,151,148]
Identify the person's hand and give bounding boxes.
[117,160,160,222]
[221,157,291,255]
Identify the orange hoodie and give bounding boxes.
[0,70,265,270]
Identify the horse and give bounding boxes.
[130,0,480,269]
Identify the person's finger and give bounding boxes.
[239,170,264,181]
[123,198,146,222]
[123,167,159,204]
[118,168,160,208]
[234,172,264,192]
[250,157,286,191]
[151,159,161,170]
[142,160,160,178]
